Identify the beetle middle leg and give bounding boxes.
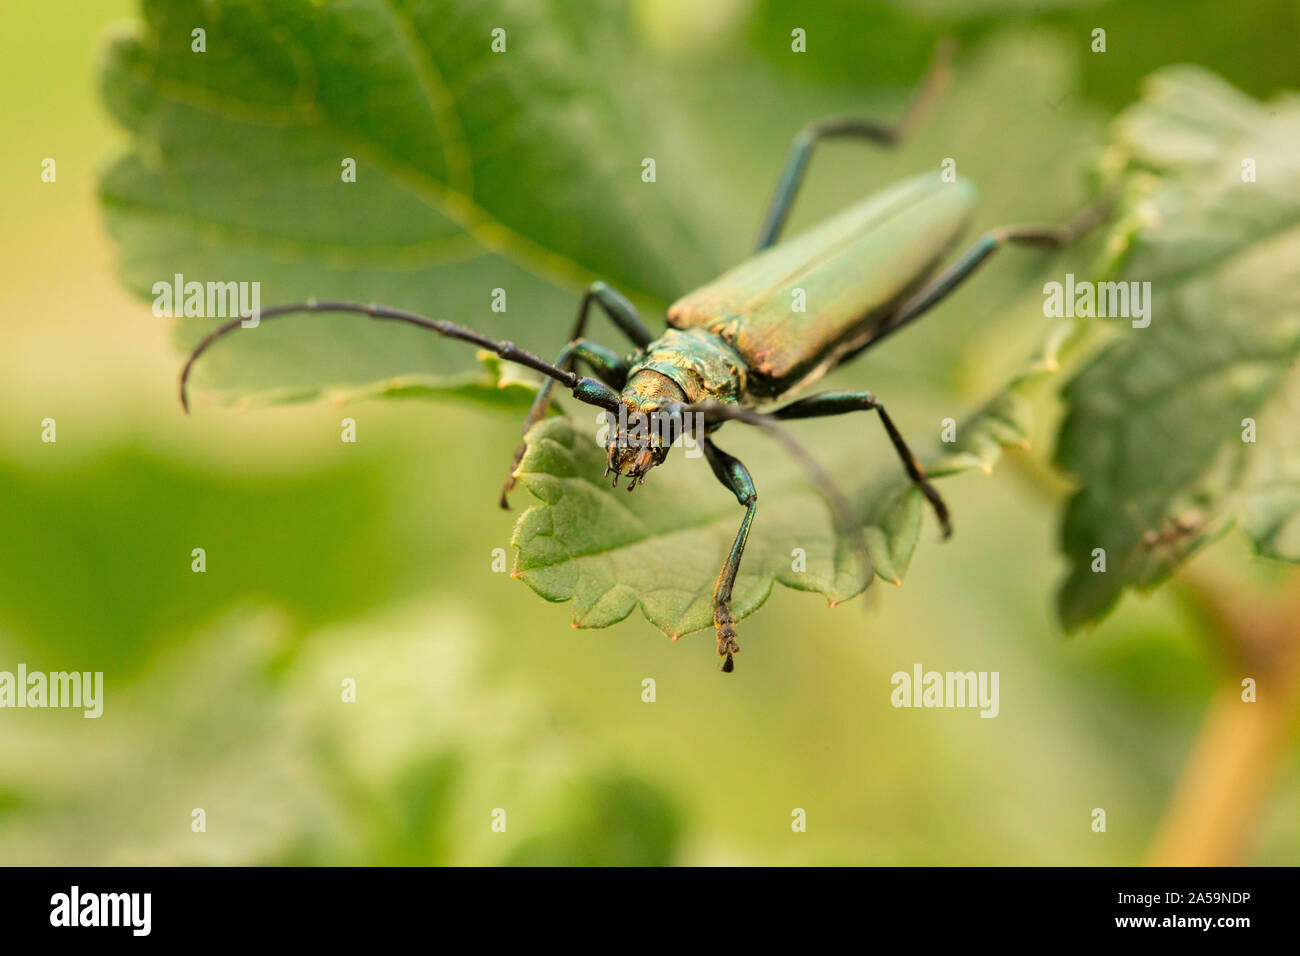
[703,438,758,673]
[773,391,951,538]
[756,37,955,250]
[499,280,652,506]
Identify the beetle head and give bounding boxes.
[605,371,687,490]
[605,433,669,487]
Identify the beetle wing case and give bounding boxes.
[667,171,975,397]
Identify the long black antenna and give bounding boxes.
[178,299,620,414]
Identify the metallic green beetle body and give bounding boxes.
[656,171,975,403]
[624,326,749,408]
[609,171,978,501]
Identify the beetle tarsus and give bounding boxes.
[499,442,531,509]
[714,603,740,673]
[918,478,951,538]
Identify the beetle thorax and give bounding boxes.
[626,327,748,406]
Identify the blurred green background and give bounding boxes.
[1,0,1298,865]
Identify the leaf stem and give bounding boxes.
[1145,564,1300,865]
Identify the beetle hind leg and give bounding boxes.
[755,37,955,250]
[876,198,1114,342]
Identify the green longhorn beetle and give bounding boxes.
[180,43,1108,672]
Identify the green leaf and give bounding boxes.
[1055,66,1300,630]
[98,0,725,406]
[192,351,547,411]
[509,326,1063,640]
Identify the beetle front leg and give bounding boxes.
[500,339,629,508]
[499,280,654,507]
[703,439,758,673]
[773,391,951,538]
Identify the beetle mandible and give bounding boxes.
[180,41,1108,672]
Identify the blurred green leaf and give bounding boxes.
[284,599,684,865]
[501,772,679,866]
[0,613,313,865]
[99,0,726,406]
[746,0,1300,116]
[0,601,682,865]
[0,444,406,674]
[1056,66,1300,629]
